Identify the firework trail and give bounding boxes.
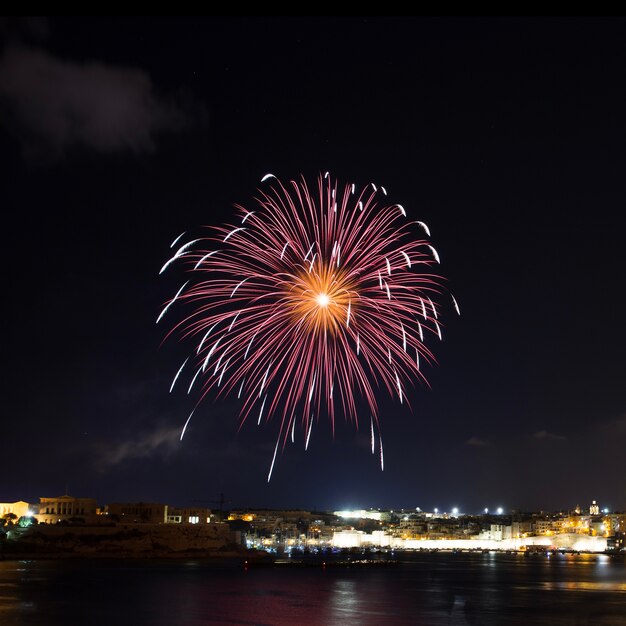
[159,173,457,480]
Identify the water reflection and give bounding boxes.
[540,581,626,592]
[0,554,625,625]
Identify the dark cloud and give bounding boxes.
[533,429,566,442]
[465,436,489,447]
[94,425,182,470]
[0,44,204,159]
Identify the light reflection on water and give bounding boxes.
[0,553,625,625]
[539,581,626,592]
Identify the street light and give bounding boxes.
[484,508,489,514]
[497,507,503,515]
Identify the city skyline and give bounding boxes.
[1,492,619,522]
[4,494,622,561]
[0,488,620,520]
[1,17,625,512]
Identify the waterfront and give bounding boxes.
[1,552,626,625]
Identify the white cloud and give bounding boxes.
[96,426,181,469]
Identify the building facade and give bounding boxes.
[0,501,32,520]
[106,502,168,524]
[37,495,98,524]
[167,507,213,524]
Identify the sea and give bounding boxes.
[1,551,626,625]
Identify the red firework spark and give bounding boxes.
[159,173,458,479]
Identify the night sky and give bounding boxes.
[2,17,625,514]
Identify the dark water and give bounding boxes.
[1,552,626,625]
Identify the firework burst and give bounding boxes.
[159,173,457,479]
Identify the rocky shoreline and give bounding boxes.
[0,522,271,562]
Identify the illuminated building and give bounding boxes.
[331,527,608,552]
[0,501,32,520]
[589,500,600,515]
[334,509,386,521]
[37,495,98,524]
[333,529,364,547]
[398,515,427,538]
[607,533,625,552]
[533,518,562,535]
[606,513,626,534]
[511,521,533,538]
[477,524,513,541]
[167,507,213,524]
[228,512,256,522]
